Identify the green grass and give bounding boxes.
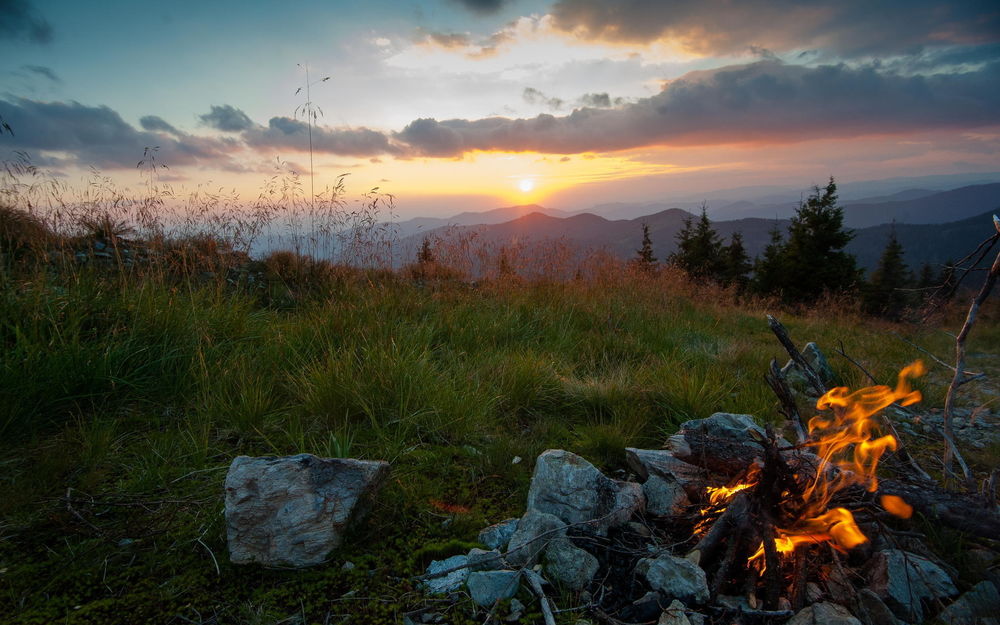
[0,261,995,624]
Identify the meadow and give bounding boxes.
[1,160,997,624]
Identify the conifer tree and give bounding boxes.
[672,206,723,279]
[778,178,860,301]
[752,224,787,295]
[633,222,658,273]
[417,237,435,265]
[863,229,911,319]
[720,232,752,288]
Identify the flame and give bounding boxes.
[745,362,924,567]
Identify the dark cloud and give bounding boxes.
[0,98,239,169]
[448,0,514,15]
[21,64,59,83]
[395,60,1000,156]
[0,0,52,44]
[242,116,399,157]
[576,92,625,108]
[549,0,1000,57]
[523,87,564,110]
[139,115,181,135]
[199,104,254,132]
[425,32,472,48]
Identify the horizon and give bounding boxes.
[1,0,999,218]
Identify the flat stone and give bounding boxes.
[467,548,504,571]
[866,549,958,623]
[636,554,709,605]
[857,588,901,625]
[506,509,566,567]
[224,454,389,567]
[643,474,691,517]
[478,518,519,550]
[422,554,469,594]
[787,602,861,625]
[658,599,691,625]
[466,570,520,607]
[544,538,599,591]
[936,581,1000,625]
[626,448,707,497]
[526,449,644,535]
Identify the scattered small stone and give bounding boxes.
[629,521,652,538]
[635,553,709,605]
[866,549,958,623]
[466,570,520,607]
[504,598,525,622]
[787,601,861,625]
[857,588,901,625]
[658,599,691,625]
[340,561,356,571]
[421,555,469,595]
[478,518,519,551]
[505,509,566,567]
[936,580,1000,625]
[544,537,599,591]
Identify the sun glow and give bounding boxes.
[518,178,535,192]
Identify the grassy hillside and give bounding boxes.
[2,239,997,623]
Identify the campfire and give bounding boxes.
[690,362,927,608]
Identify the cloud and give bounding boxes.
[576,92,625,108]
[394,60,1000,156]
[523,87,564,110]
[199,104,254,132]
[0,98,239,169]
[448,0,514,15]
[425,32,472,48]
[20,64,59,83]
[241,116,400,157]
[139,115,181,135]
[549,0,1000,57]
[0,0,52,44]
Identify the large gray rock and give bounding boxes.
[678,412,765,443]
[224,454,389,567]
[866,549,958,623]
[526,449,644,535]
[466,570,520,606]
[478,518,519,550]
[545,538,599,591]
[422,554,469,594]
[468,548,504,571]
[857,588,900,625]
[625,448,708,497]
[636,554,709,604]
[643,474,691,517]
[787,602,861,625]
[506,509,566,567]
[936,581,1000,625]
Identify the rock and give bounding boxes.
[466,570,520,607]
[504,598,525,622]
[478,518,519,550]
[526,449,644,535]
[422,555,469,594]
[625,448,707,497]
[643,474,691,517]
[936,581,1000,625]
[857,588,901,625]
[658,599,691,625]
[781,342,834,391]
[679,412,766,443]
[224,454,389,567]
[787,602,861,625]
[636,554,709,605]
[806,582,824,603]
[544,538,599,591]
[866,549,958,623]
[506,509,566,567]
[467,548,504,571]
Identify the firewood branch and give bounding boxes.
[766,315,827,396]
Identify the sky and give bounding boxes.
[1,0,999,217]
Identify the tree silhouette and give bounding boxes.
[672,206,723,279]
[720,232,752,289]
[633,222,658,273]
[863,228,911,319]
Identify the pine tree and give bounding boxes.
[752,224,787,296]
[633,222,658,273]
[863,229,911,319]
[720,232,752,288]
[778,178,860,302]
[417,237,435,265]
[671,206,724,279]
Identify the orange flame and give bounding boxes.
[746,361,924,567]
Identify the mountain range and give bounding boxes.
[393,182,1000,274]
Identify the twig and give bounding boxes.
[764,358,807,444]
[892,334,984,383]
[942,218,999,483]
[766,315,827,396]
[524,569,556,625]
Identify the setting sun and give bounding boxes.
[518,178,535,193]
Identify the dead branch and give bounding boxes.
[766,315,827,396]
[942,217,1000,482]
[524,569,557,625]
[764,358,807,444]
